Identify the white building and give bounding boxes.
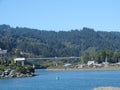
[14,58,26,66]
[64,63,72,67]
[87,61,95,66]
[0,48,7,63]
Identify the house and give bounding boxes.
[0,48,7,63]
[87,61,95,66]
[14,58,26,66]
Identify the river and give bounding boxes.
[0,69,120,90]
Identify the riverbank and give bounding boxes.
[93,87,120,90]
[0,69,34,79]
[0,65,35,79]
[47,65,120,71]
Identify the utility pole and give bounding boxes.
[104,56,108,67]
[80,39,84,68]
[55,57,58,66]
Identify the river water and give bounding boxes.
[0,69,120,90]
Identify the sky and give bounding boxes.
[0,0,120,31]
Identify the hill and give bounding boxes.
[0,24,120,58]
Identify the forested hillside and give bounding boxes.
[0,24,120,58]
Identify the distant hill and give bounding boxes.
[0,24,120,57]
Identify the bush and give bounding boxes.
[16,66,27,74]
[25,65,34,73]
[0,65,6,71]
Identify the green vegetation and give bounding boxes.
[16,65,34,74]
[82,49,120,64]
[0,63,34,74]
[0,65,6,71]
[0,24,120,68]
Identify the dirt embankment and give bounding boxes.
[93,87,120,90]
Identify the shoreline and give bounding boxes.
[93,87,120,90]
[0,65,35,79]
[0,69,35,79]
[47,66,120,71]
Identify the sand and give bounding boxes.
[93,87,120,90]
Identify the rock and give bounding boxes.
[9,70,16,77]
[0,73,4,77]
[0,70,3,75]
[4,69,11,75]
[0,67,35,79]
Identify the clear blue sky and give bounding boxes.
[0,0,120,31]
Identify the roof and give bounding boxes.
[64,63,72,67]
[0,50,7,54]
[14,58,26,62]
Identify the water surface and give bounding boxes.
[0,69,120,90]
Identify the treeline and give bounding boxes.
[0,24,120,60]
[82,48,120,64]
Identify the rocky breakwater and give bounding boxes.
[0,65,35,79]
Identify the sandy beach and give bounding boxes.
[93,87,120,90]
